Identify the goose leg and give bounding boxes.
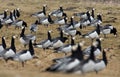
[22,62,24,67]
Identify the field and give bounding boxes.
[0,0,120,77]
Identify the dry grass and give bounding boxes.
[0,0,120,77]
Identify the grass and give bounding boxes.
[0,0,120,77]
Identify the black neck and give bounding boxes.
[3,11,7,19]
[35,20,38,25]
[103,50,108,65]
[2,37,6,49]
[29,40,34,55]
[60,7,63,12]
[96,24,100,35]
[71,38,75,45]
[64,16,67,23]
[20,27,25,37]
[11,37,16,53]
[111,28,117,35]
[63,13,67,17]
[22,21,27,27]
[10,12,13,21]
[89,46,95,61]
[91,9,94,18]
[70,17,74,25]
[48,31,51,41]
[60,30,63,38]
[16,9,20,18]
[97,14,102,21]
[43,6,46,15]
[48,15,53,24]
[96,39,101,50]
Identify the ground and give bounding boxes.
[0,0,120,77]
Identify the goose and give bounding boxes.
[30,20,39,33]
[90,13,102,27]
[54,16,68,26]
[49,30,68,49]
[8,40,38,67]
[54,37,75,55]
[2,11,13,26]
[49,6,67,17]
[67,44,96,74]
[0,9,8,20]
[46,43,83,72]
[38,14,54,27]
[82,24,100,41]
[33,30,52,50]
[100,24,117,38]
[83,38,103,56]
[0,36,16,62]
[94,49,108,73]
[0,36,6,53]
[31,4,47,18]
[19,27,36,47]
[62,28,81,37]
[12,19,27,29]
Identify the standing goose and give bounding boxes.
[31,5,47,18]
[0,36,6,53]
[38,14,54,27]
[54,37,75,55]
[12,19,27,29]
[49,30,68,49]
[33,30,52,50]
[82,24,100,41]
[0,9,8,20]
[90,13,102,26]
[49,6,67,17]
[20,27,36,47]
[8,40,38,67]
[100,24,117,38]
[94,49,108,73]
[0,36,16,62]
[30,20,39,33]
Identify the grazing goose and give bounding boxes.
[20,27,36,47]
[30,20,39,33]
[82,24,100,41]
[49,6,67,17]
[31,4,47,18]
[67,45,96,74]
[83,38,103,56]
[100,24,117,38]
[12,19,27,29]
[49,30,68,49]
[94,49,108,73]
[33,30,52,50]
[54,37,75,55]
[38,14,54,27]
[8,40,38,67]
[0,36,6,53]
[0,36,16,62]
[62,28,81,37]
